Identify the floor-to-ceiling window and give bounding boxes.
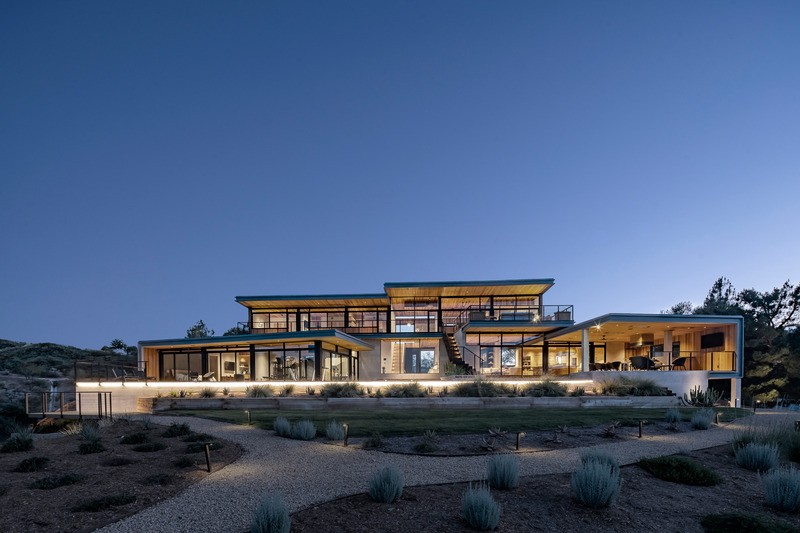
[380,339,438,374]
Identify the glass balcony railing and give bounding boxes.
[456,305,573,327]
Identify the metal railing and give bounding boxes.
[74,361,150,382]
[24,391,113,419]
[623,350,737,372]
[455,305,574,328]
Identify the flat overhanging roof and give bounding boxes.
[544,313,744,343]
[138,330,372,352]
[384,278,555,298]
[235,294,389,309]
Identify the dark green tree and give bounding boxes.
[186,320,214,338]
[223,325,247,336]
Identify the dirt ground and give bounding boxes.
[292,445,800,533]
[0,417,241,533]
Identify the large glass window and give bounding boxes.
[381,339,438,374]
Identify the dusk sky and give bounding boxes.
[1,1,798,350]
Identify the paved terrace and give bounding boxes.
[99,411,795,533]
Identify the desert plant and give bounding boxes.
[599,376,670,396]
[452,379,511,398]
[638,455,721,486]
[290,419,316,441]
[683,385,723,407]
[120,432,150,445]
[278,384,295,397]
[1,426,34,453]
[580,450,620,476]
[179,389,189,398]
[13,456,50,472]
[71,492,136,512]
[701,512,798,533]
[198,387,217,398]
[690,408,715,430]
[168,390,179,398]
[487,454,519,490]
[384,382,427,398]
[78,441,106,454]
[461,482,501,530]
[133,442,167,452]
[305,387,316,396]
[30,473,85,490]
[571,458,621,508]
[325,420,345,441]
[139,416,155,430]
[735,442,781,472]
[413,429,439,453]
[251,492,291,533]
[362,431,384,449]
[246,385,274,398]
[367,465,404,503]
[222,387,231,396]
[80,423,101,443]
[664,408,682,424]
[523,379,568,397]
[60,421,84,436]
[569,386,586,397]
[762,467,800,512]
[162,422,192,438]
[273,416,291,437]
[600,421,620,438]
[319,382,364,398]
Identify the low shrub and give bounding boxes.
[185,441,223,453]
[319,383,364,398]
[638,455,721,486]
[120,432,150,445]
[80,423,102,443]
[1,427,34,453]
[34,417,74,434]
[273,416,291,437]
[71,492,136,512]
[104,456,138,467]
[290,420,317,441]
[487,454,519,490]
[569,386,586,397]
[182,432,214,442]
[413,430,439,454]
[59,422,84,436]
[325,420,345,441]
[461,483,500,530]
[580,450,620,476]
[144,472,173,486]
[362,432,384,450]
[599,376,670,396]
[173,456,195,468]
[368,466,404,503]
[133,442,167,453]
[162,423,192,438]
[198,387,217,398]
[383,383,427,398]
[735,442,781,472]
[246,385,274,398]
[13,456,50,472]
[571,459,621,508]
[683,385,723,407]
[523,379,567,397]
[664,408,682,424]
[701,512,799,533]
[278,385,295,397]
[251,492,291,533]
[690,408,715,430]
[762,467,800,512]
[732,423,800,463]
[30,473,85,490]
[451,379,511,398]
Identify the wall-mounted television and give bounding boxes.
[224,361,236,372]
[700,332,724,349]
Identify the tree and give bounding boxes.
[223,325,247,336]
[662,301,694,314]
[186,320,214,338]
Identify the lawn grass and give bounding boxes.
[167,407,750,437]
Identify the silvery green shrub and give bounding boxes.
[735,442,780,472]
[325,420,345,441]
[690,408,715,430]
[250,492,290,533]
[368,466,404,503]
[487,454,519,490]
[571,459,621,508]
[461,483,500,530]
[273,416,291,437]
[762,467,800,512]
[290,420,316,441]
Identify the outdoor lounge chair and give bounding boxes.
[629,356,658,370]
[670,357,688,370]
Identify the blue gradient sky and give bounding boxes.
[1,1,798,349]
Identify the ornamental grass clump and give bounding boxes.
[451,379,511,398]
[325,420,345,441]
[600,376,669,396]
[319,382,364,398]
[690,408,715,430]
[367,466,404,503]
[13,456,50,472]
[1,426,33,453]
[580,449,620,476]
[198,387,217,398]
[664,408,682,424]
[162,422,192,438]
[523,379,567,397]
[290,419,316,441]
[735,442,781,473]
[78,423,105,454]
[384,382,427,398]
[487,454,519,490]
[251,492,291,533]
[246,385,274,398]
[571,457,621,508]
[273,416,291,437]
[461,482,500,530]
[762,467,800,512]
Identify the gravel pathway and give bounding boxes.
[98,411,795,533]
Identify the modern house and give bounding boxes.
[130,278,743,404]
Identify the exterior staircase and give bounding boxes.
[443,327,474,375]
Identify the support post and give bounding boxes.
[60,392,64,418]
[638,420,643,438]
[581,329,590,372]
[203,443,212,473]
[516,431,525,450]
[41,392,46,418]
[343,423,349,446]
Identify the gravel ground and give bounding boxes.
[97,411,794,533]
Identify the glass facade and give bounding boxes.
[380,339,439,374]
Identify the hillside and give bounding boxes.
[0,338,133,378]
